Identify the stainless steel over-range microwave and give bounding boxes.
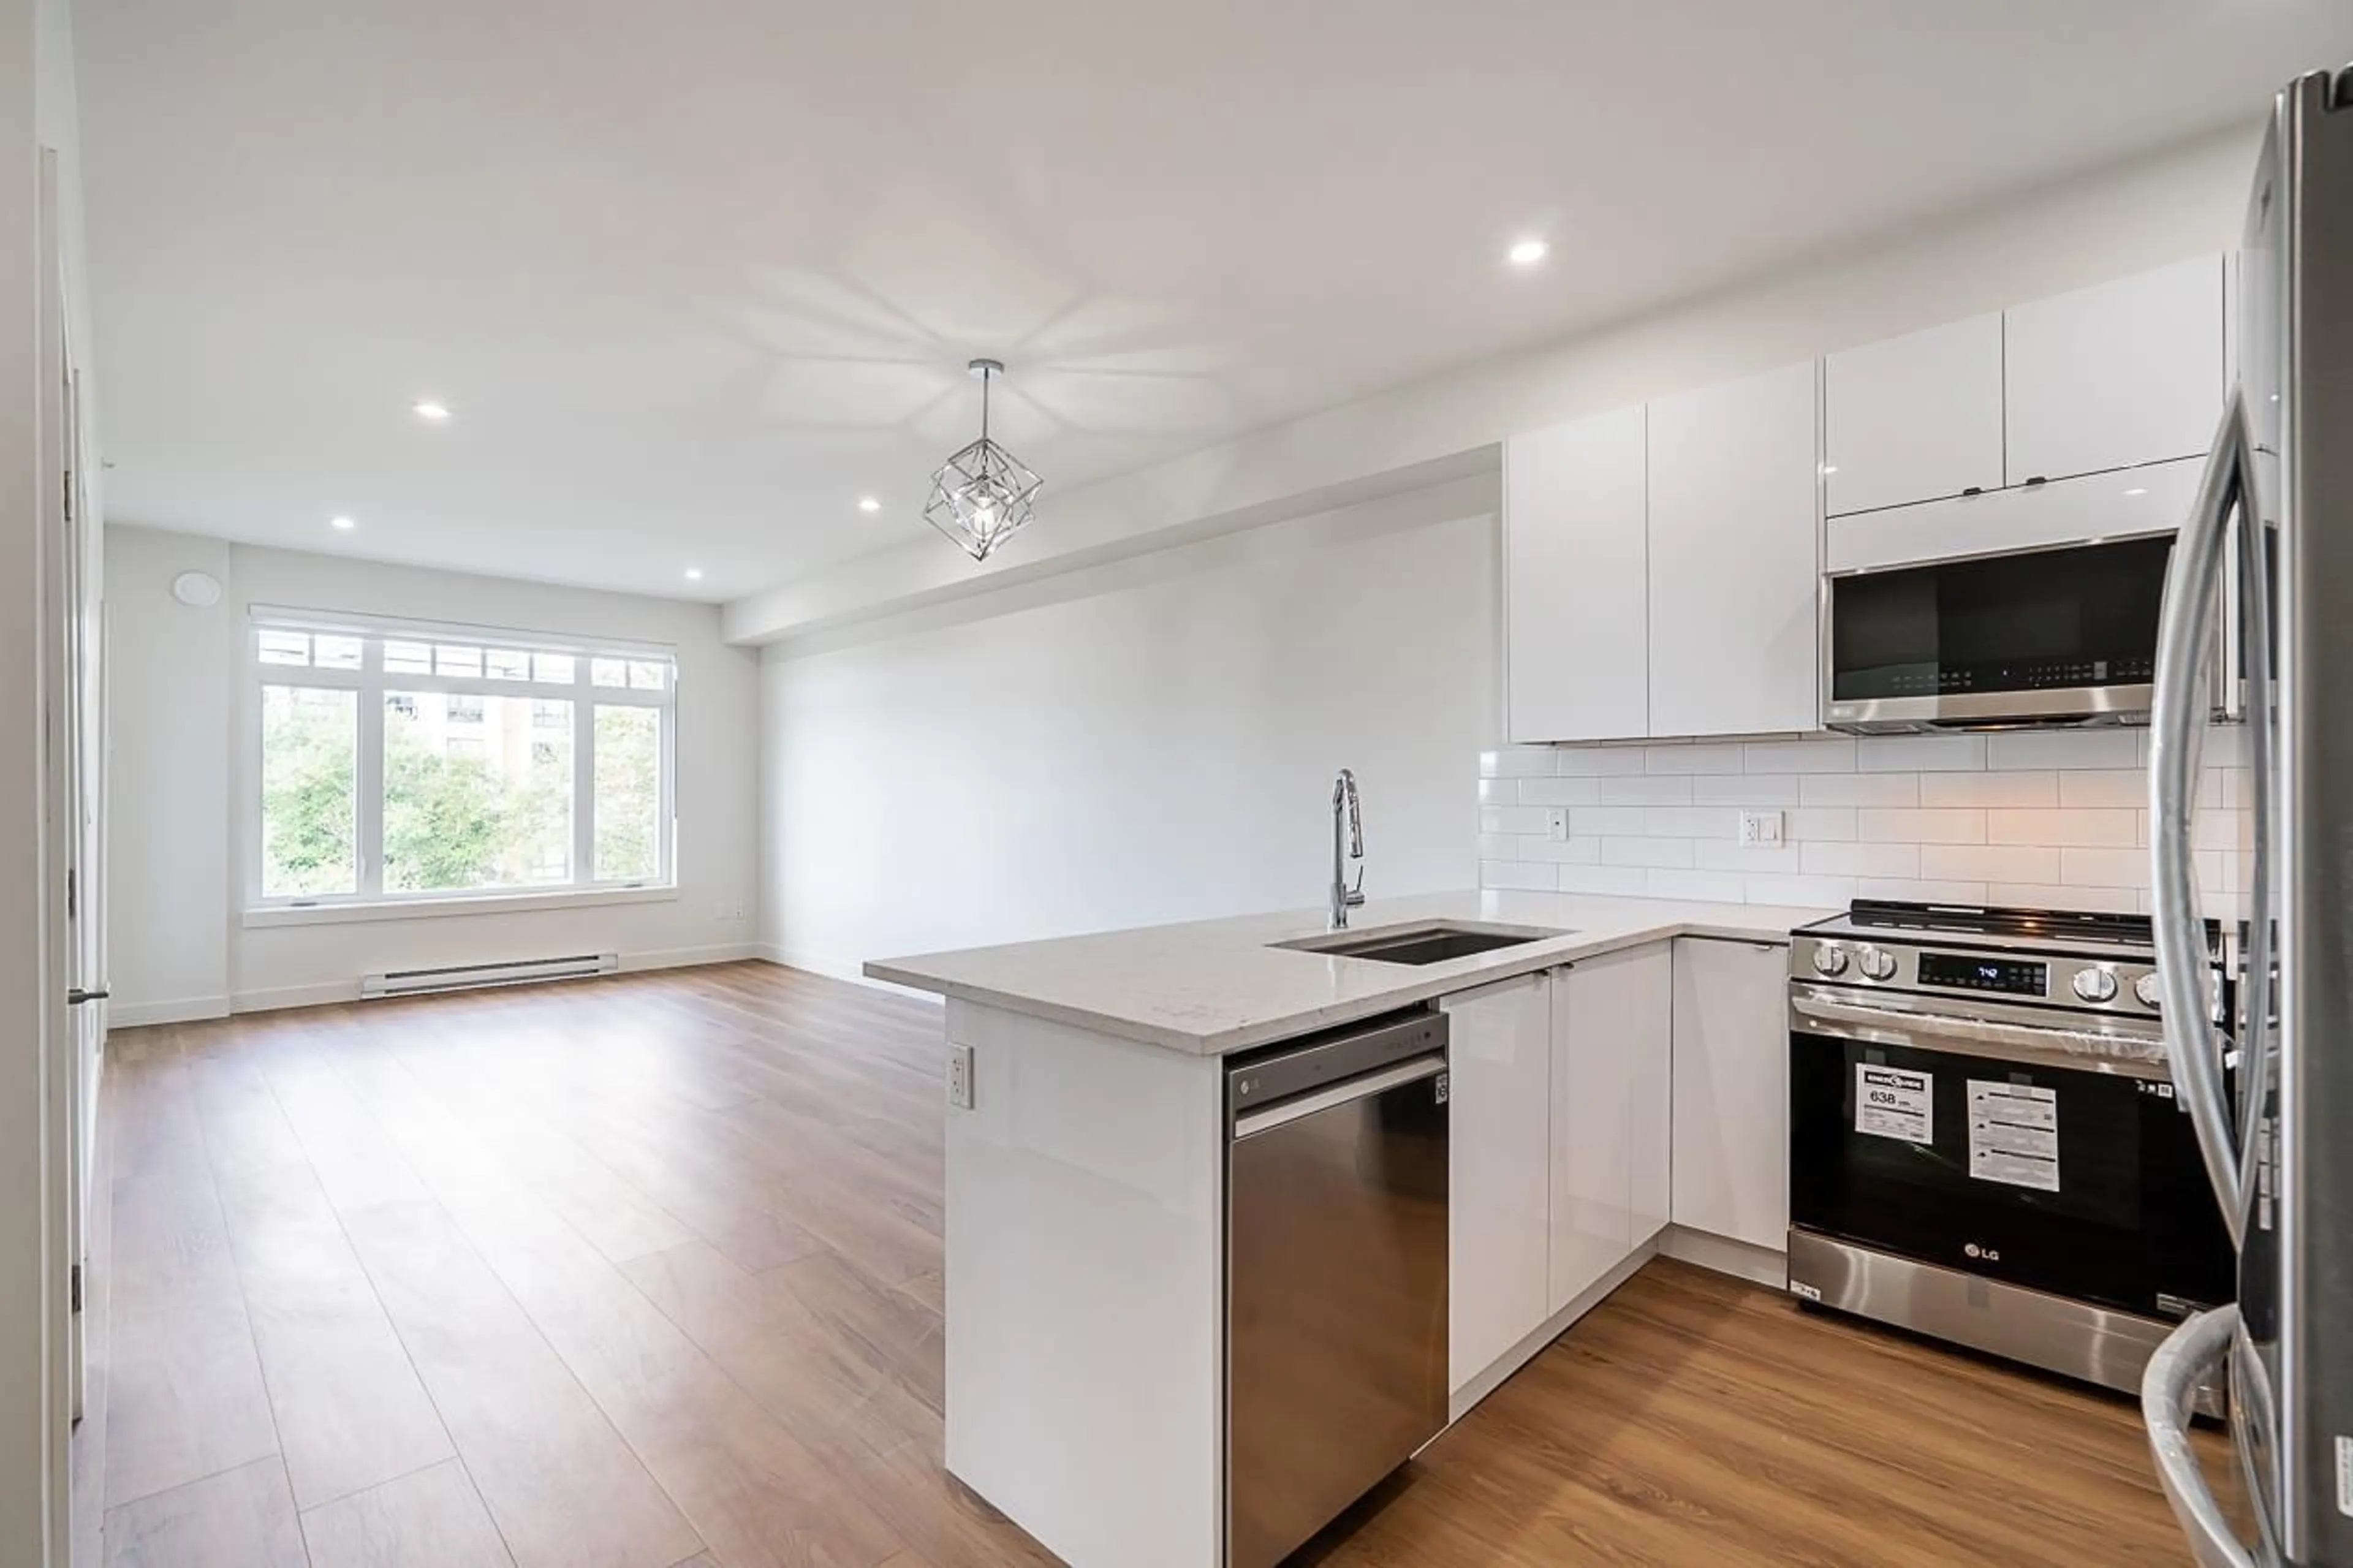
[1820,532,2226,733]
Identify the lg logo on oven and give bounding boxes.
[1963,1241,2003,1263]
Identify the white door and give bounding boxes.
[1505,406,1648,743]
[1442,972,1552,1394]
[1824,313,2004,516]
[1549,942,1671,1312]
[2003,254,2224,485]
[1669,938,1789,1251]
[1646,361,1820,738]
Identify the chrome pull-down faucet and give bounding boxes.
[1329,768,1365,930]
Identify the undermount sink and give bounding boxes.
[1271,920,1564,966]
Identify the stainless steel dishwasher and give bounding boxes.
[1226,1008,1449,1568]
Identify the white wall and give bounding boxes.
[105,526,762,1021]
[760,478,1499,976]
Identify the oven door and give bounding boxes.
[1823,534,2178,729]
[1788,985,2234,1319]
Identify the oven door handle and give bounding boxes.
[1789,987,2170,1077]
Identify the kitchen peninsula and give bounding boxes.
[868,888,1831,1568]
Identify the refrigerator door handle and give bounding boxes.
[2150,389,2256,1246]
[2143,1306,2260,1568]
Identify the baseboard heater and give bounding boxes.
[360,952,620,1000]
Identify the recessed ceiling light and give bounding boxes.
[412,400,451,422]
[1819,464,1840,475]
[2123,487,2148,497]
[684,567,703,581]
[330,515,356,531]
[857,496,881,513]
[1507,239,1548,267]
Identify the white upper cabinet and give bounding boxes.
[1646,361,1821,739]
[1443,973,1553,1395]
[1550,943,1670,1314]
[1505,406,1648,743]
[1824,314,2004,516]
[2004,254,2225,485]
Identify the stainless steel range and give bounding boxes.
[1785,900,2232,1402]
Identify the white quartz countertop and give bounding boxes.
[865,890,1835,1056]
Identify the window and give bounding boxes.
[250,611,675,908]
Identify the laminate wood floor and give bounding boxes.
[83,962,2227,1567]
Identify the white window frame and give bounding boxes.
[243,605,678,922]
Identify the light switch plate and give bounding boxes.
[1546,808,1570,842]
[1739,809,1785,847]
[947,1042,975,1110]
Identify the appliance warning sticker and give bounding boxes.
[1855,1064,1933,1143]
[1968,1080,2060,1193]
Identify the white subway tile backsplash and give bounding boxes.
[1986,808,2137,847]
[1692,773,1802,806]
[1854,877,1989,904]
[1649,742,1746,775]
[1480,805,1551,835]
[1918,770,2058,809]
[1987,730,2140,770]
[1799,773,1919,808]
[1857,733,1987,773]
[1787,806,1859,842]
[1480,748,1558,778]
[1556,864,1654,896]
[1644,806,1735,838]
[1696,841,1804,874]
[1553,746,1651,777]
[1570,806,1649,837]
[1646,868,1748,902]
[1801,841,1920,879]
[1745,873,1856,907]
[1858,808,1987,844]
[1519,776,1604,806]
[1991,882,2142,915]
[1743,738,1857,774]
[1474,729,2249,913]
[1919,844,2064,884]
[2145,725,2249,767]
[1597,774,1695,806]
[1602,837,1697,869]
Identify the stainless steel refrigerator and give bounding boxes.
[2143,64,2353,1568]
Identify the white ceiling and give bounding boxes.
[76,0,2352,603]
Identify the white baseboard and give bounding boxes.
[1446,1237,1659,1425]
[1659,1224,1789,1289]
[758,944,941,1003]
[618,942,762,972]
[108,995,232,1029]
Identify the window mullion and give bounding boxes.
[572,668,595,887]
[356,650,385,898]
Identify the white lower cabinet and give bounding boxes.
[1669,937,1790,1252]
[1443,973,1553,1395]
[1548,944,1672,1312]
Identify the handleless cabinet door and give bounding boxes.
[1442,973,1552,1394]
[1506,406,1648,743]
[1824,314,2004,516]
[1647,361,1821,738]
[1550,943,1672,1314]
[2004,254,2224,485]
[1669,938,1789,1251]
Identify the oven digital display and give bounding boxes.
[1917,953,2048,997]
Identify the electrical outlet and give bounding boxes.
[1546,808,1570,842]
[947,1042,975,1110]
[1738,809,1785,847]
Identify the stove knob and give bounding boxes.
[1811,945,1850,978]
[2134,973,2162,1009]
[2073,968,2119,1004]
[1858,947,1899,982]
